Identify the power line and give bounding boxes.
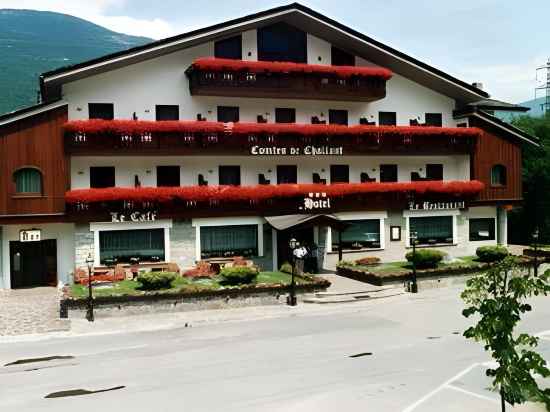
[536,58,550,114]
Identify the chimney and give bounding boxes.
[472,82,484,90]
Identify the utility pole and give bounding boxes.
[536,58,550,115]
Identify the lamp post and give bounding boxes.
[532,229,540,277]
[410,231,418,293]
[85,253,94,322]
[288,238,298,306]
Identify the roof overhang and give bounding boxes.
[264,214,349,231]
[454,109,540,147]
[40,3,488,104]
[0,100,67,128]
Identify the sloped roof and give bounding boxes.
[40,2,489,103]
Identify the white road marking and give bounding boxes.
[401,363,480,412]
[76,344,149,357]
[446,384,499,404]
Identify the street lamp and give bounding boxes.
[409,231,418,293]
[532,229,540,277]
[85,253,94,322]
[287,238,298,306]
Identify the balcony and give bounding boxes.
[64,120,480,155]
[185,58,392,102]
[65,181,484,217]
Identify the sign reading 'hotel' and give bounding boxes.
[250,145,343,156]
[299,193,331,211]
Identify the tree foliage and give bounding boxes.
[510,112,550,244]
[461,256,550,410]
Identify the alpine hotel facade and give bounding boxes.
[0,4,538,288]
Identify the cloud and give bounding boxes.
[0,0,178,39]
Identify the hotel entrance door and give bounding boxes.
[277,227,318,273]
[9,239,57,288]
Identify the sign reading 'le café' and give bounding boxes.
[408,201,465,211]
[250,145,343,156]
[110,211,157,223]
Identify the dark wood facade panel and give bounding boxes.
[470,117,522,202]
[0,106,68,216]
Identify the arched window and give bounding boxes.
[491,164,507,186]
[13,168,42,194]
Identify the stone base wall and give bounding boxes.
[75,223,94,270]
[170,219,196,271]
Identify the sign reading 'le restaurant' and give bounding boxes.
[250,146,343,156]
[408,201,465,211]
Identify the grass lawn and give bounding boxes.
[69,271,306,299]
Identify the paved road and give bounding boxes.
[0,286,548,412]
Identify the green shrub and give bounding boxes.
[476,245,509,263]
[279,262,293,274]
[220,266,258,285]
[137,272,177,290]
[336,260,356,268]
[405,249,446,269]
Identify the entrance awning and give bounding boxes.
[264,214,348,231]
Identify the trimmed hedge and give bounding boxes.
[137,272,177,290]
[476,245,509,263]
[220,266,258,285]
[405,249,446,269]
[279,262,293,274]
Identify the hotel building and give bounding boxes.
[0,3,538,288]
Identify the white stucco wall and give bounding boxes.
[0,223,75,289]
[62,32,457,127]
[70,155,470,189]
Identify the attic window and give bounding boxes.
[214,35,242,60]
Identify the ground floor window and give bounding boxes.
[200,225,258,259]
[469,218,495,241]
[334,219,381,250]
[99,229,165,264]
[410,216,453,245]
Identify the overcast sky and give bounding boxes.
[1,0,548,103]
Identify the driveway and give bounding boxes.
[0,287,69,336]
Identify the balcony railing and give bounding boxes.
[65,181,485,215]
[185,58,393,102]
[64,120,480,155]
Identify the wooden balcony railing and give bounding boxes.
[185,58,392,102]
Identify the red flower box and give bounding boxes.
[189,57,393,80]
[65,181,485,205]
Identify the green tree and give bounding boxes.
[461,256,550,411]
[509,112,550,244]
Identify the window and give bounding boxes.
[329,109,348,125]
[88,103,114,120]
[330,165,349,183]
[425,113,442,127]
[90,167,115,188]
[277,165,297,184]
[156,166,180,187]
[491,165,507,186]
[257,22,307,63]
[99,229,165,265]
[217,106,239,122]
[334,220,380,250]
[155,105,179,121]
[200,225,258,259]
[331,46,354,66]
[379,112,397,126]
[214,35,242,59]
[426,164,443,181]
[275,108,296,123]
[219,166,241,185]
[13,168,42,194]
[380,164,398,182]
[410,216,453,245]
[469,218,496,241]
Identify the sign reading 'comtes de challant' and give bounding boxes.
[250,146,343,156]
[408,201,465,211]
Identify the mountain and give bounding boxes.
[0,9,153,115]
[496,96,549,122]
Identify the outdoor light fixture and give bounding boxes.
[533,229,540,277]
[287,238,299,306]
[85,253,94,322]
[409,231,418,293]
